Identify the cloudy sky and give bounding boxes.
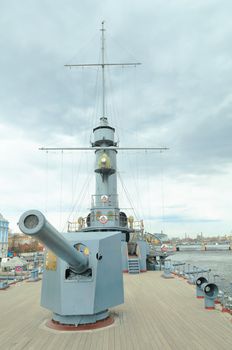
[1,0,232,237]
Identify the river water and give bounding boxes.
[170,250,232,292]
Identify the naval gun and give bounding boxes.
[19,210,124,326]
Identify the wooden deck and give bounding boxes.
[0,272,232,350]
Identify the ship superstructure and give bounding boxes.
[41,22,168,273]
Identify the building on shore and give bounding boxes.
[8,233,43,254]
[0,213,9,260]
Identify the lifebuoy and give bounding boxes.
[99,215,108,224]
[101,195,108,203]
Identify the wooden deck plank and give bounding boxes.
[0,272,232,349]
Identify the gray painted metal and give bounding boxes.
[29,269,39,282]
[121,241,129,272]
[52,310,109,325]
[136,241,147,272]
[64,63,141,67]
[185,269,210,275]
[128,258,140,274]
[40,230,123,321]
[18,211,124,325]
[19,210,88,274]
[89,117,121,230]
[162,268,173,278]
[203,283,219,309]
[162,260,174,278]
[196,276,208,298]
[0,280,8,289]
[39,146,169,151]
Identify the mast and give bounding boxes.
[64,22,142,125]
[42,24,169,236]
[101,21,106,118]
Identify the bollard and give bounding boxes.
[27,268,40,282]
[221,295,231,313]
[162,268,174,279]
[162,260,174,279]
[0,280,9,290]
[213,275,221,304]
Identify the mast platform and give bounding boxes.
[0,272,232,349]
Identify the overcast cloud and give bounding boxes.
[0,0,232,236]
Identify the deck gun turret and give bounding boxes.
[19,210,124,326]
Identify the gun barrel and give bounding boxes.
[18,210,88,274]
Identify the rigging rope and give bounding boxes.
[59,150,64,230]
[118,171,139,220]
[160,150,165,232]
[45,150,48,214]
[88,49,101,141]
[63,172,93,231]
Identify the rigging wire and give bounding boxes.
[65,33,98,66]
[88,48,102,140]
[105,61,146,224]
[145,150,152,233]
[105,64,121,141]
[63,172,93,231]
[160,150,165,232]
[88,65,100,141]
[45,150,48,214]
[60,150,94,231]
[107,32,140,64]
[118,171,139,220]
[59,150,64,230]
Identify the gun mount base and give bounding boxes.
[46,313,114,331]
[46,310,114,330]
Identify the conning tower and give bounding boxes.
[83,116,130,241]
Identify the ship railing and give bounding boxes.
[91,194,118,208]
[168,261,232,311]
[67,212,129,231]
[68,218,88,232]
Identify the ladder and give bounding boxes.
[128,258,140,274]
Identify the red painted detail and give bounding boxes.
[123,270,128,273]
[214,300,221,304]
[99,215,108,224]
[161,244,168,252]
[26,278,41,283]
[205,307,215,310]
[222,308,230,313]
[46,316,114,331]
[197,296,204,299]
[140,270,147,273]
